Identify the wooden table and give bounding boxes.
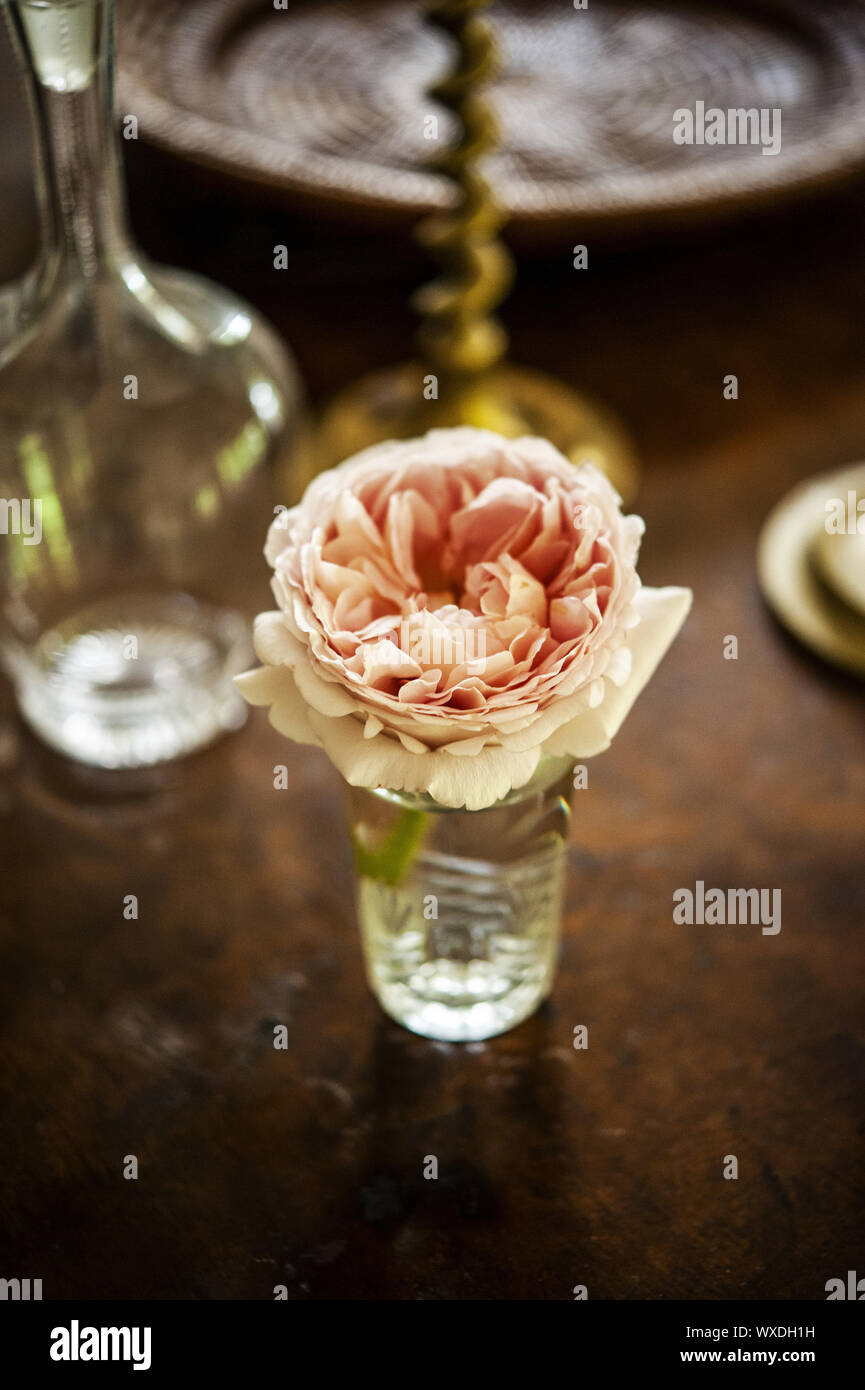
[1,113,864,1300]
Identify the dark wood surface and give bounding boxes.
[2,51,865,1301]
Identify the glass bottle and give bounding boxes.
[348,757,574,1041]
[0,0,302,767]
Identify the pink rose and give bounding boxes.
[237,429,691,809]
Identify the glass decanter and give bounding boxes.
[0,0,302,767]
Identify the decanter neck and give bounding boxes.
[7,0,133,286]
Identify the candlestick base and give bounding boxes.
[309,362,640,505]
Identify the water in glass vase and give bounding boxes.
[349,760,573,1041]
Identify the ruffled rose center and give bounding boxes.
[276,454,634,716]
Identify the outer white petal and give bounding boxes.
[428,745,541,810]
[252,611,357,719]
[233,664,290,708]
[541,585,692,758]
[234,664,321,747]
[305,705,541,810]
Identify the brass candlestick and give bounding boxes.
[412,0,514,422]
[312,0,639,503]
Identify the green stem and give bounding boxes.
[352,807,429,886]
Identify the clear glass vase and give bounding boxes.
[348,758,574,1041]
[0,0,303,767]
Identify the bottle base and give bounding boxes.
[11,591,250,769]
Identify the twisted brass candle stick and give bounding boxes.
[413,0,512,405]
[308,0,639,504]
